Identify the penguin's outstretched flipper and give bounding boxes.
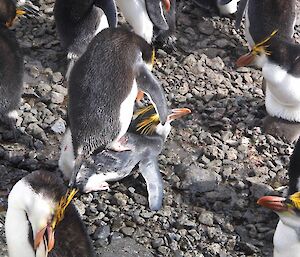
[235,0,248,30]
[135,63,168,125]
[139,158,163,211]
[145,0,169,30]
[94,0,117,28]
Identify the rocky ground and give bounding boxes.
[0,0,300,256]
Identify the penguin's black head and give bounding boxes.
[236,30,278,67]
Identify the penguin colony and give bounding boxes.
[0,0,300,256]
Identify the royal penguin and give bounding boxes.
[235,0,296,48]
[5,170,95,257]
[54,0,117,78]
[0,0,24,133]
[116,0,171,43]
[59,105,191,210]
[236,29,300,142]
[153,0,177,49]
[257,138,300,257]
[67,28,168,187]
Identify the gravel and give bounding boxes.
[0,0,300,256]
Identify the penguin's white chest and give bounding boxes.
[264,62,300,122]
[273,220,300,257]
[118,80,138,139]
[115,0,153,43]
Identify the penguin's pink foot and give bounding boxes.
[109,136,132,152]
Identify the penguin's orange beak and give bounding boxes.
[136,90,145,103]
[34,224,55,252]
[162,0,171,12]
[257,195,288,212]
[236,52,256,67]
[168,108,191,121]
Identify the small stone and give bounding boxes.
[198,211,214,226]
[121,227,135,236]
[52,72,63,83]
[51,92,64,104]
[93,225,110,240]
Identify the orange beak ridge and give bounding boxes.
[257,195,288,212]
[168,108,191,121]
[236,53,256,67]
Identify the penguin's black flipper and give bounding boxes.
[94,0,117,27]
[145,0,169,31]
[288,137,300,195]
[135,64,168,125]
[235,0,248,30]
[139,158,163,211]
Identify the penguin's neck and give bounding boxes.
[288,138,300,195]
[273,220,300,257]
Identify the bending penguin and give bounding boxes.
[54,0,117,78]
[257,138,300,257]
[5,170,95,257]
[0,0,25,133]
[59,105,191,211]
[116,0,171,43]
[67,28,168,187]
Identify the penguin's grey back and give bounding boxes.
[247,0,296,43]
[68,28,153,155]
[0,25,23,120]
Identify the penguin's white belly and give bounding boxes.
[273,221,300,257]
[115,79,138,142]
[217,0,238,15]
[264,63,300,122]
[115,0,153,43]
[58,128,75,179]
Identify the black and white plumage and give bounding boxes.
[59,105,191,211]
[257,138,300,257]
[236,1,300,142]
[236,0,296,48]
[54,0,117,77]
[116,0,170,43]
[67,28,168,187]
[0,0,23,131]
[5,170,95,257]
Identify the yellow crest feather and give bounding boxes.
[289,192,300,209]
[51,188,78,229]
[136,114,160,135]
[133,105,155,117]
[251,30,278,56]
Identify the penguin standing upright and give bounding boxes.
[257,138,300,257]
[59,105,191,211]
[0,0,24,132]
[236,0,300,142]
[54,0,117,77]
[67,28,168,186]
[5,170,95,257]
[116,0,171,43]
